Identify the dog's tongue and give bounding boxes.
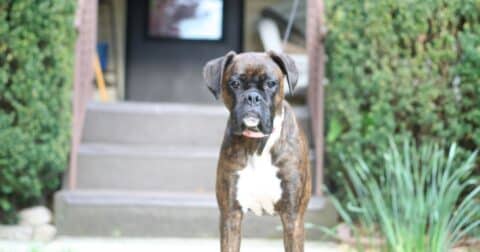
[242,130,267,138]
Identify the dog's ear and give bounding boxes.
[203,51,236,99]
[267,50,299,95]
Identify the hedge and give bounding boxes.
[324,0,480,189]
[0,1,76,223]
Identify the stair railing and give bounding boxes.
[68,0,98,190]
[307,0,327,196]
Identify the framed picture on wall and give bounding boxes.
[148,0,224,41]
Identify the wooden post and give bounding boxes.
[69,0,97,189]
[307,0,326,196]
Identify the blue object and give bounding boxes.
[97,42,109,71]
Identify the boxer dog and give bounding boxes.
[203,51,311,252]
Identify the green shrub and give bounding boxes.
[324,0,480,188]
[328,139,479,251]
[0,1,76,223]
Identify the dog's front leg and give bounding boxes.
[281,213,305,252]
[220,209,243,252]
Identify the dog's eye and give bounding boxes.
[266,80,277,89]
[230,80,241,89]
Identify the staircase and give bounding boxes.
[55,102,336,238]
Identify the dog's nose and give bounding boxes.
[246,92,261,106]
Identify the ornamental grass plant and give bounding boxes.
[328,139,479,252]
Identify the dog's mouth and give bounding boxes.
[241,116,268,138]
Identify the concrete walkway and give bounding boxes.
[0,238,342,252]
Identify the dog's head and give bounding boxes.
[203,51,298,138]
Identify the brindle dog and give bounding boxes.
[203,51,311,252]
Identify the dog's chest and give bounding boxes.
[236,152,282,216]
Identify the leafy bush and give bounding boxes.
[0,1,76,223]
[328,139,479,251]
[324,0,480,188]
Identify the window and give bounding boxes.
[148,0,224,40]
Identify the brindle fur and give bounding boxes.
[204,51,311,252]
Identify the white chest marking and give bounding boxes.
[236,111,284,216]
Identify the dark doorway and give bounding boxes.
[126,0,243,103]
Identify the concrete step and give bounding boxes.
[76,144,218,192]
[82,102,311,146]
[76,143,315,192]
[55,191,337,239]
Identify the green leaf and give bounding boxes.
[327,117,343,143]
